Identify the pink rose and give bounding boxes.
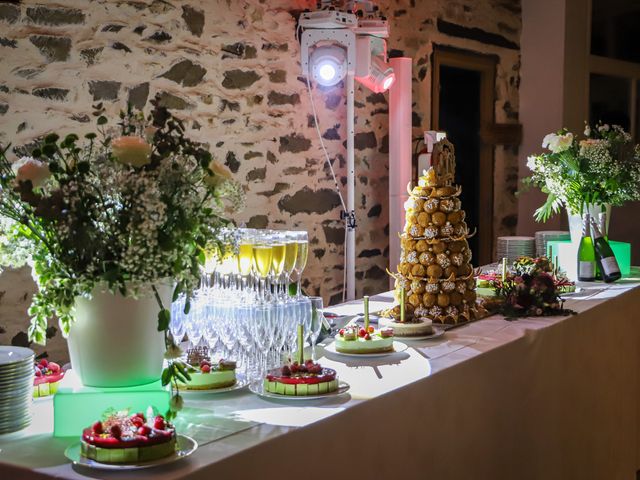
[12,157,51,188]
[111,136,152,168]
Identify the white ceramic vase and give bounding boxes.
[567,204,611,245]
[67,282,173,388]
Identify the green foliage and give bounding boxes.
[523,123,640,222]
[0,96,245,414]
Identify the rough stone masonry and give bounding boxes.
[0,0,520,361]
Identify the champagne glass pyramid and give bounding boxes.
[392,138,479,324]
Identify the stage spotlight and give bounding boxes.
[356,55,395,93]
[310,45,347,87]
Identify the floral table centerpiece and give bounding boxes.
[524,123,640,242]
[485,256,575,319]
[0,98,244,416]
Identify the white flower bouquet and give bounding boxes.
[524,123,640,221]
[0,98,244,415]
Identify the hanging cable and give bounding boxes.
[305,73,349,302]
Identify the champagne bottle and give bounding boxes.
[598,212,608,241]
[590,217,621,283]
[577,213,596,282]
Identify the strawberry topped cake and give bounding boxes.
[334,325,394,354]
[81,411,176,463]
[178,346,237,391]
[263,360,339,396]
[33,359,64,398]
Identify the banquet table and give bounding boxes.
[1,272,640,480]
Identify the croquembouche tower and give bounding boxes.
[389,137,479,325]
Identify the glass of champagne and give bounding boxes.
[283,232,299,300]
[293,231,309,298]
[270,233,286,299]
[252,233,273,303]
[237,229,254,296]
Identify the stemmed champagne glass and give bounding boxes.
[308,297,324,360]
[252,232,273,303]
[282,232,298,300]
[293,231,309,298]
[237,230,254,296]
[270,233,286,299]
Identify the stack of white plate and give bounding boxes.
[496,236,535,263]
[535,230,570,257]
[0,346,34,434]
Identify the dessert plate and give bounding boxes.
[324,341,408,358]
[64,434,197,471]
[393,324,446,341]
[249,381,350,401]
[179,374,249,396]
[0,346,34,367]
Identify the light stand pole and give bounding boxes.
[345,71,356,300]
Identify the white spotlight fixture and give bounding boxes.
[299,2,394,301]
[310,45,347,87]
[356,55,395,93]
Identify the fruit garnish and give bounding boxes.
[39,359,48,367]
[281,365,291,376]
[34,369,42,377]
[200,360,210,368]
[339,328,345,336]
[48,362,61,374]
[110,424,122,439]
[92,421,103,434]
[358,328,366,338]
[367,326,375,333]
[219,359,237,371]
[308,364,322,374]
[154,416,166,430]
[130,416,145,428]
[364,333,371,340]
[201,364,211,373]
[137,425,151,436]
[343,330,357,341]
[380,328,394,338]
[290,363,299,373]
[298,363,308,373]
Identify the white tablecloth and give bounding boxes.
[1,274,640,479]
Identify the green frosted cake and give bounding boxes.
[334,325,395,353]
[177,347,237,391]
[263,360,338,396]
[81,411,176,464]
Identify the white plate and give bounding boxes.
[324,341,408,358]
[64,434,197,471]
[393,325,446,341]
[178,375,249,396]
[0,347,33,367]
[249,381,350,401]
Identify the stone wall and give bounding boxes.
[0,0,520,361]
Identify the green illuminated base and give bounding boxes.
[53,369,169,438]
[547,240,631,281]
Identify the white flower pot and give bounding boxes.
[67,282,173,388]
[567,204,611,245]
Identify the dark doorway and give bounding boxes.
[431,47,497,266]
[438,65,482,262]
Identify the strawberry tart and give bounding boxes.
[81,411,176,463]
[33,359,64,398]
[334,325,395,353]
[263,360,338,396]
